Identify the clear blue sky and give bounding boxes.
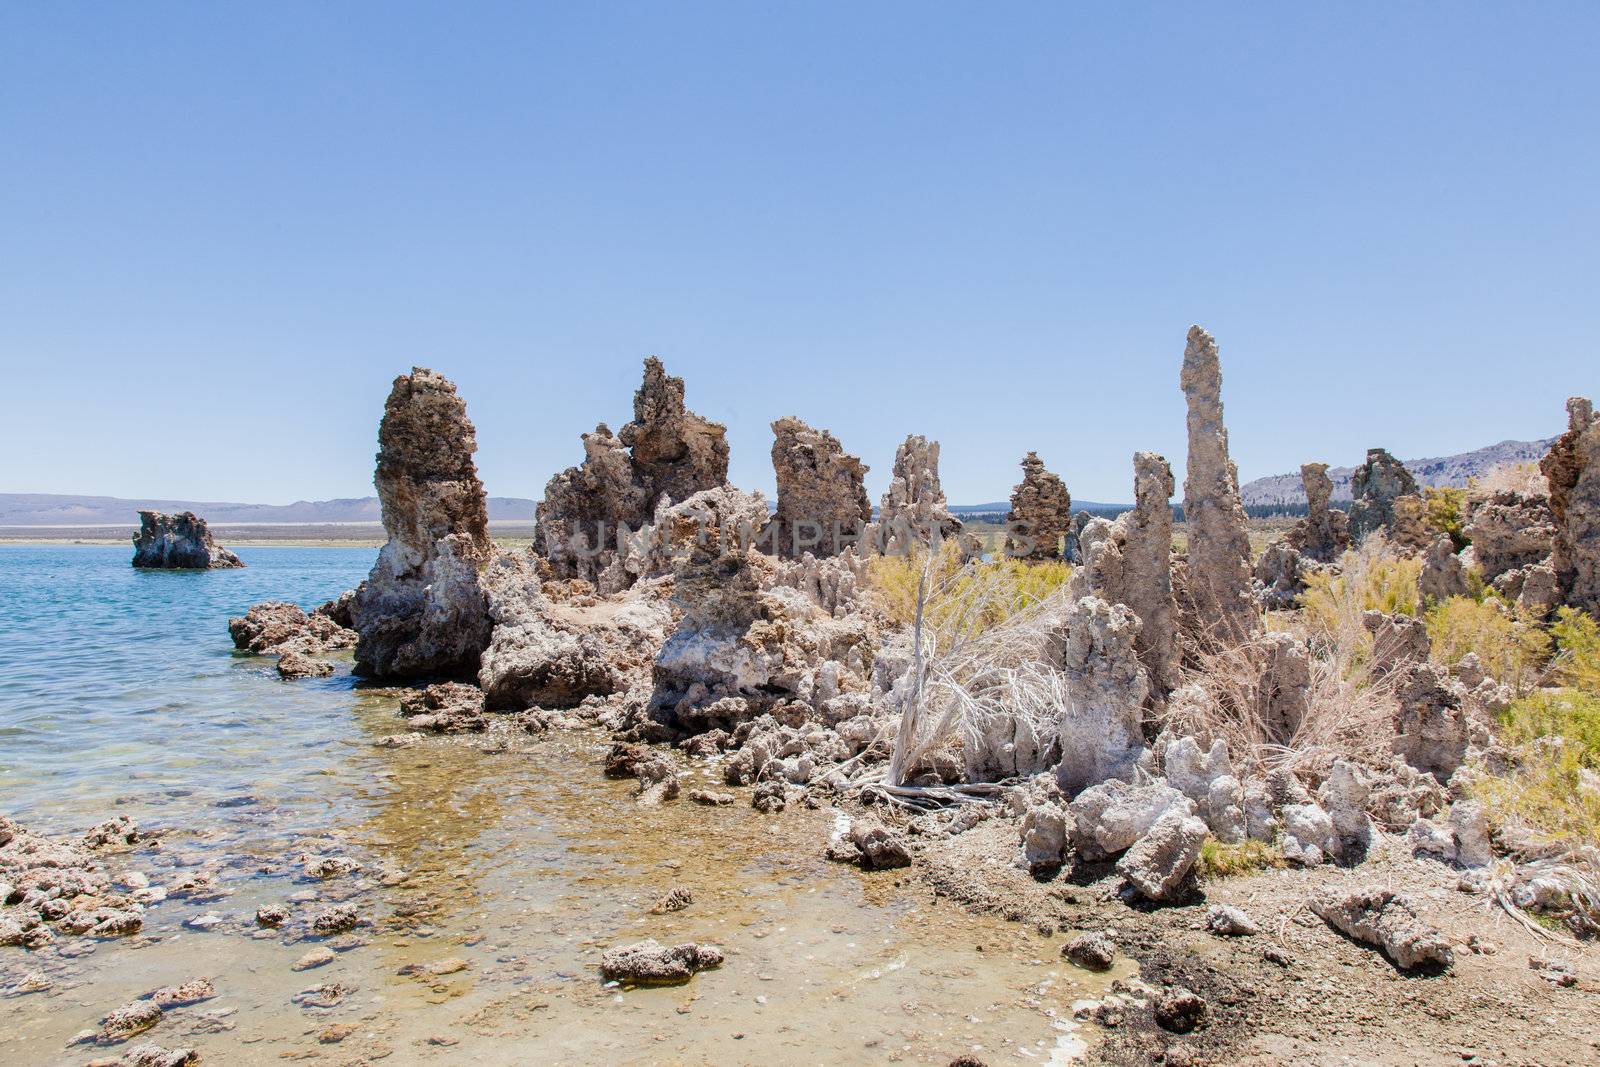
[2,4,1596,508]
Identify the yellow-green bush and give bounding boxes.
[1550,607,1600,692]
[867,543,1071,639]
[1476,721,1600,849]
[1302,543,1423,643]
[1426,595,1550,690]
[1496,688,1600,761]
[1423,486,1468,549]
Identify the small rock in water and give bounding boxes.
[426,957,470,976]
[145,979,215,1008]
[317,1023,358,1044]
[600,940,723,985]
[687,788,735,806]
[310,905,362,936]
[294,948,336,971]
[96,1001,165,1043]
[292,982,354,1009]
[183,913,223,932]
[649,886,694,914]
[114,1044,200,1066]
[255,904,289,927]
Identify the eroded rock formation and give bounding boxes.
[1180,326,1257,642]
[874,435,964,554]
[350,368,495,679]
[1055,596,1150,796]
[536,358,729,589]
[1542,397,1600,614]
[1069,452,1181,708]
[1347,448,1420,545]
[770,416,870,559]
[1286,462,1349,562]
[131,511,243,569]
[1005,452,1071,561]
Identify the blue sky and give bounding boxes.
[2,3,1596,507]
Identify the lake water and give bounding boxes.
[0,546,1112,1065]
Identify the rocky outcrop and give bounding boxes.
[476,555,672,710]
[1179,326,1257,642]
[1055,597,1150,796]
[536,358,729,589]
[1117,807,1208,902]
[1392,662,1469,781]
[1542,397,1600,614]
[1005,452,1072,561]
[1254,540,1303,610]
[1286,463,1349,562]
[1068,453,1181,709]
[131,511,243,569]
[873,435,964,554]
[648,486,875,730]
[1347,448,1421,544]
[1067,779,1193,861]
[229,601,356,656]
[1462,487,1556,605]
[350,368,494,679]
[770,416,870,558]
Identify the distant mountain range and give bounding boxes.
[1238,438,1556,507]
[0,493,540,527]
[0,492,1133,527]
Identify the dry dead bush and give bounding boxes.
[1468,461,1549,500]
[1162,631,1401,779]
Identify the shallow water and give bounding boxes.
[0,546,1117,1065]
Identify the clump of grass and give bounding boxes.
[1195,838,1284,880]
[1423,486,1468,549]
[1426,594,1550,691]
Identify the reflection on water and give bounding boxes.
[0,547,1115,1064]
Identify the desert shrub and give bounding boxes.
[1423,486,1468,549]
[1476,730,1600,850]
[1301,536,1422,660]
[1550,607,1600,692]
[1426,595,1550,691]
[1497,689,1600,762]
[1195,838,1284,880]
[867,543,1070,639]
[1469,462,1549,500]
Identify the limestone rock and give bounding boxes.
[1005,452,1072,561]
[399,681,488,732]
[277,651,333,679]
[350,368,494,679]
[769,416,871,558]
[1258,631,1311,745]
[1163,736,1245,843]
[1363,610,1432,675]
[1317,761,1372,864]
[1254,540,1303,610]
[1541,397,1600,614]
[1419,535,1470,602]
[1206,904,1260,937]
[1347,448,1420,544]
[1064,931,1116,971]
[1117,808,1208,902]
[1286,463,1350,562]
[1280,802,1336,866]
[1054,597,1150,796]
[1067,779,1193,861]
[1393,662,1469,781]
[1020,803,1070,870]
[131,511,243,569]
[1310,888,1453,971]
[1463,488,1555,583]
[229,601,356,656]
[1179,326,1257,642]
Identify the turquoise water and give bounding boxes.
[0,545,1102,1066]
[0,545,373,820]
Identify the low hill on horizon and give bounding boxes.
[1238,437,1556,507]
[0,493,540,527]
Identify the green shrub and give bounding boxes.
[867,543,1071,639]
[1423,486,1468,550]
[1550,607,1600,693]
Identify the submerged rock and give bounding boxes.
[131,510,243,569]
[599,939,723,985]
